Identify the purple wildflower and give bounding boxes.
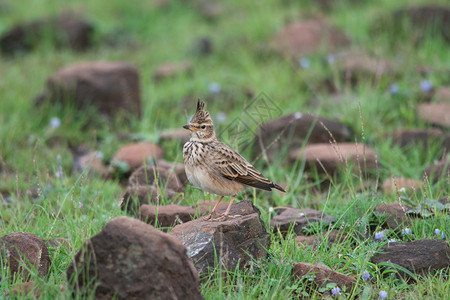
[402,228,411,235]
[389,239,396,243]
[389,84,399,94]
[50,117,61,129]
[299,57,310,69]
[331,287,341,295]
[79,202,84,208]
[208,82,221,94]
[362,270,370,281]
[379,290,388,299]
[434,229,440,236]
[374,231,384,240]
[420,80,432,92]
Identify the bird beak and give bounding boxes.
[183,124,197,131]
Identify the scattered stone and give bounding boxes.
[155,159,189,186]
[417,102,450,128]
[140,204,196,227]
[5,281,40,298]
[290,143,378,174]
[254,113,352,160]
[170,200,270,273]
[423,158,449,183]
[128,164,184,192]
[371,239,450,279]
[36,61,141,120]
[0,11,94,55]
[271,208,336,236]
[153,61,193,81]
[0,233,50,280]
[111,142,164,172]
[292,262,356,292]
[382,177,423,194]
[67,216,203,299]
[70,145,108,178]
[374,202,412,230]
[120,185,180,214]
[295,230,348,248]
[433,87,450,102]
[271,17,350,57]
[389,129,449,152]
[159,128,191,145]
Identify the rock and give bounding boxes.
[423,158,449,183]
[433,87,450,102]
[189,36,213,56]
[371,240,450,279]
[154,159,189,186]
[128,164,184,194]
[70,145,108,178]
[37,61,141,120]
[120,185,180,214]
[111,142,164,172]
[382,177,423,194]
[292,262,356,292]
[417,102,450,128]
[290,143,378,174]
[390,129,449,152]
[0,11,94,55]
[271,208,336,236]
[5,281,40,298]
[0,233,50,280]
[159,128,191,145]
[153,61,193,81]
[140,204,196,227]
[271,17,350,57]
[295,230,348,248]
[374,202,412,230]
[254,113,352,160]
[170,200,270,273]
[67,216,203,299]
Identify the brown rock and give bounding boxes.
[38,61,141,119]
[390,129,448,152]
[423,158,449,183]
[254,113,352,160]
[271,18,350,57]
[67,216,203,299]
[170,200,270,273]
[374,202,412,230]
[70,146,108,178]
[128,164,184,192]
[417,102,450,128]
[155,159,189,186]
[434,87,450,101]
[382,177,423,194]
[159,128,191,145]
[295,230,348,248]
[271,208,336,236]
[6,281,40,298]
[111,142,164,172]
[290,143,377,174]
[0,233,50,280]
[292,262,356,292]
[140,204,195,227]
[371,240,450,279]
[153,61,193,81]
[0,11,94,54]
[120,185,180,214]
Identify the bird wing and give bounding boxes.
[211,142,278,191]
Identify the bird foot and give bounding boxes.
[205,213,242,222]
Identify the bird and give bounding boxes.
[183,100,286,221]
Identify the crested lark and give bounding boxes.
[183,100,286,220]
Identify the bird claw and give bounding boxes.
[205,213,242,222]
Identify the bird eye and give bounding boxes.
[201,125,206,129]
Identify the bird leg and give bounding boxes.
[204,196,224,220]
[209,195,239,222]
[223,195,236,216]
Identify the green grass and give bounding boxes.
[0,0,449,298]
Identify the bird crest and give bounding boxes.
[191,99,211,124]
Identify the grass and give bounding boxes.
[0,0,449,298]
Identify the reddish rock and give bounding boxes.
[0,233,50,280]
[111,142,164,172]
[37,61,141,119]
[374,202,412,230]
[271,18,350,57]
[292,262,356,292]
[382,177,423,194]
[153,61,193,81]
[120,185,180,213]
[154,159,189,186]
[140,204,195,227]
[254,113,352,160]
[371,240,450,279]
[271,208,336,236]
[433,87,450,101]
[0,11,94,54]
[390,129,449,153]
[67,216,203,299]
[170,200,270,273]
[290,143,378,174]
[159,128,191,145]
[70,146,108,178]
[423,158,449,183]
[295,230,348,248]
[128,164,184,193]
[417,102,450,128]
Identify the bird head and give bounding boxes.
[183,100,216,140]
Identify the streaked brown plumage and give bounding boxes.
[183,100,285,220]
